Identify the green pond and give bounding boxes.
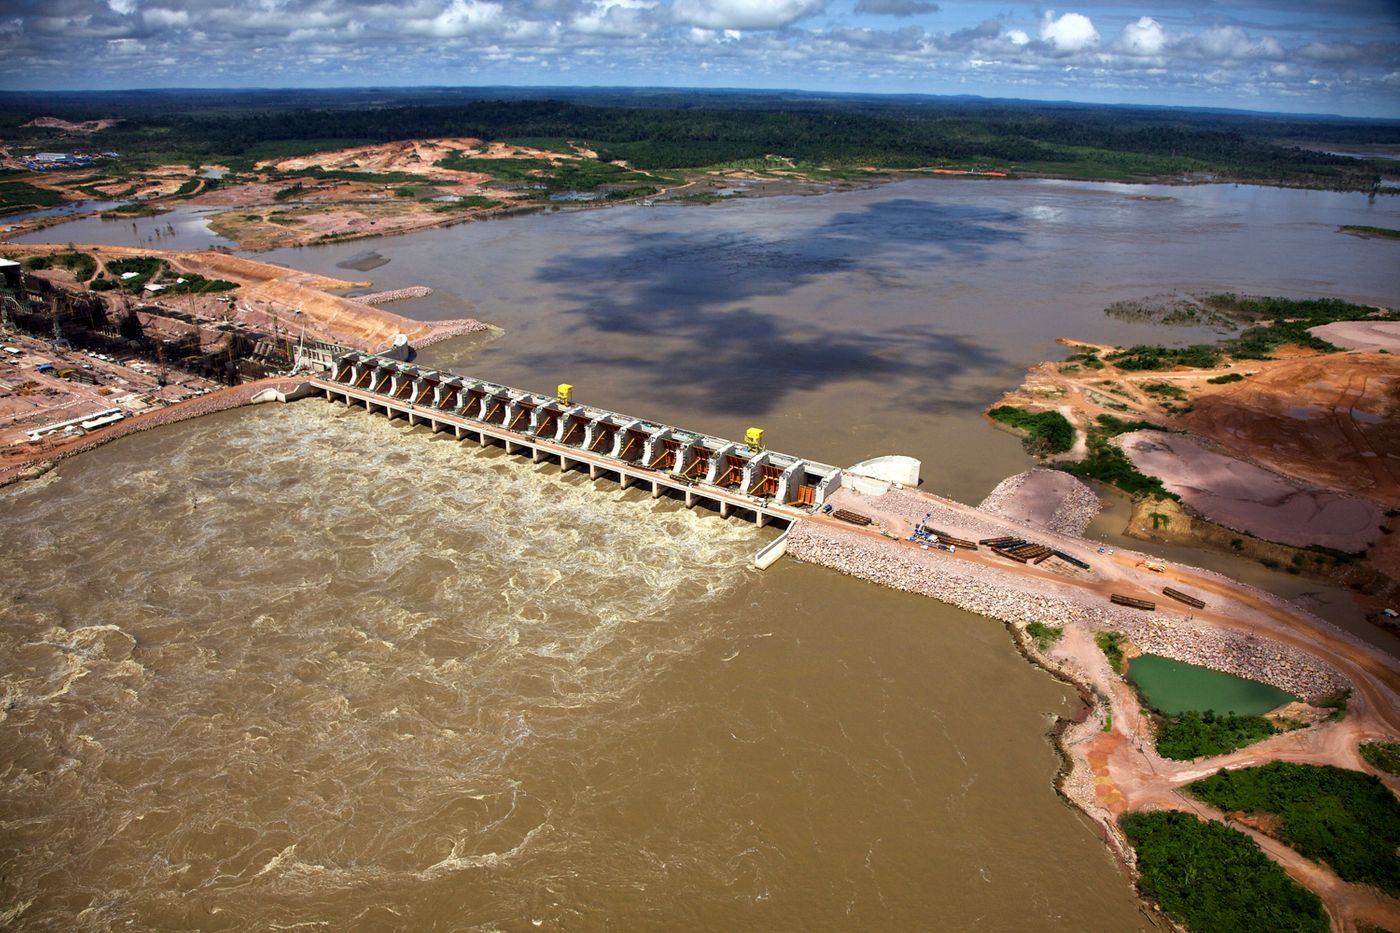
[1128,654,1296,717]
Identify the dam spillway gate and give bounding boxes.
[310,351,843,527]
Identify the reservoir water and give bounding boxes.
[4,177,1397,929]
[260,178,1400,506]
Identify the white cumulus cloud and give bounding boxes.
[1191,25,1282,62]
[671,0,824,30]
[1039,11,1098,54]
[1118,16,1165,57]
[408,0,505,38]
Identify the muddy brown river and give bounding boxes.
[1,404,1152,930]
[4,178,1398,929]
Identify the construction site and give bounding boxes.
[0,246,486,470]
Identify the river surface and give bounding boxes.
[0,403,1153,930]
[4,177,1398,929]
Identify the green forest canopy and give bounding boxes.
[0,89,1393,189]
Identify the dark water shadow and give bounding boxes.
[524,198,1024,415]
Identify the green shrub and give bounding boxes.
[1025,621,1064,652]
[1107,344,1224,370]
[1359,741,1400,776]
[1119,810,1328,933]
[1207,372,1245,384]
[988,405,1075,455]
[432,195,503,212]
[1187,762,1400,894]
[1095,631,1124,672]
[1142,381,1187,400]
[1155,710,1277,760]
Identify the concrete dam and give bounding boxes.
[310,351,844,530]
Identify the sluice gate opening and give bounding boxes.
[533,405,562,439]
[650,438,681,471]
[681,445,713,481]
[560,412,588,447]
[316,352,844,528]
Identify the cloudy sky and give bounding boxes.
[2,0,1398,117]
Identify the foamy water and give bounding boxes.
[0,403,761,927]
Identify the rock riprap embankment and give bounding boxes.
[786,520,1346,700]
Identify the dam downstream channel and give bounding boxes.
[0,402,1154,930]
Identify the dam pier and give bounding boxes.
[310,351,843,529]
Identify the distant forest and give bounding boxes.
[2,87,1395,189]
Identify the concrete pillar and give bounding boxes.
[755,510,767,528]
[706,443,737,485]
[590,464,600,480]
[741,451,771,494]
[685,489,696,508]
[673,440,696,477]
[561,455,572,472]
[612,419,643,459]
[478,430,488,447]
[454,425,463,440]
[652,480,661,499]
[642,426,674,467]
[720,501,732,519]
[815,470,843,505]
[533,445,545,463]
[505,439,517,455]
[619,472,631,490]
[776,460,807,505]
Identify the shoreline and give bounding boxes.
[0,376,305,488]
[7,166,1394,255]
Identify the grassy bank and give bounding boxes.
[1340,224,1400,239]
[1359,741,1400,775]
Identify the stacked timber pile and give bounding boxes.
[1163,587,1206,609]
[926,529,978,549]
[785,520,1348,700]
